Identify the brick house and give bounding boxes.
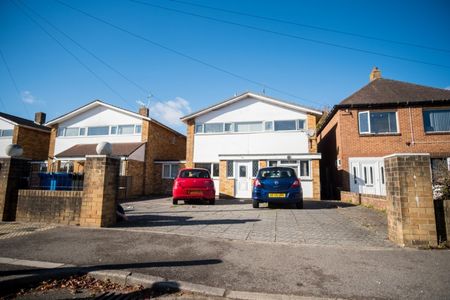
[181,92,322,199]
[317,68,450,199]
[0,111,50,162]
[45,100,186,196]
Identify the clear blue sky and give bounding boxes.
[1,0,450,133]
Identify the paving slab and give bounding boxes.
[115,198,394,248]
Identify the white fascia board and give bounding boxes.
[54,157,86,161]
[0,116,18,126]
[383,153,430,159]
[45,100,151,126]
[181,92,322,122]
[154,160,187,164]
[218,153,322,160]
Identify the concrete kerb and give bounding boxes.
[0,257,336,299]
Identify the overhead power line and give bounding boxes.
[53,0,324,106]
[129,0,450,69]
[0,47,31,117]
[169,0,450,54]
[12,0,131,106]
[18,0,158,101]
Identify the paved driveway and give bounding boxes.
[115,198,393,248]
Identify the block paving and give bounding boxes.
[114,198,395,248]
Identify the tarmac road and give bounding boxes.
[0,225,449,299]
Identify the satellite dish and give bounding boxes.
[5,144,23,157]
[96,142,112,155]
[306,129,315,137]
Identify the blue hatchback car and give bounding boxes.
[252,167,303,209]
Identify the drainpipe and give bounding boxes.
[409,107,415,146]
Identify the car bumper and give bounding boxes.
[173,189,215,200]
[252,189,303,203]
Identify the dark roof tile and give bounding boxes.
[55,142,145,158]
[0,112,50,131]
[340,78,450,106]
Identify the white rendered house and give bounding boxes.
[181,92,322,199]
[45,100,186,196]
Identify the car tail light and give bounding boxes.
[291,179,300,188]
[204,180,214,187]
[254,179,262,187]
[173,180,179,189]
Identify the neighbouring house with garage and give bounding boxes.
[181,92,323,199]
[45,100,186,197]
[317,67,450,200]
[0,111,50,162]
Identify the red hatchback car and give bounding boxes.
[172,168,216,205]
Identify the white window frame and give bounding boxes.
[227,160,234,178]
[162,164,179,179]
[358,111,399,134]
[195,124,204,134]
[423,108,450,133]
[0,129,13,137]
[264,121,273,131]
[269,160,312,180]
[203,123,224,134]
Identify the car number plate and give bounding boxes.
[189,190,203,195]
[268,193,286,198]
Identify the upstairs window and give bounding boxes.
[0,129,13,137]
[65,128,79,137]
[423,109,450,132]
[87,126,109,136]
[264,121,273,131]
[118,125,134,135]
[358,111,398,134]
[234,122,262,132]
[274,120,296,131]
[195,124,203,133]
[204,123,223,133]
[224,123,233,132]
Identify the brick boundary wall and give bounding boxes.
[16,190,82,225]
[80,155,120,227]
[0,158,30,221]
[384,154,437,247]
[445,200,450,247]
[341,191,387,211]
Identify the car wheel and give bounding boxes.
[173,199,178,205]
[252,199,259,208]
[208,199,215,205]
[296,201,303,209]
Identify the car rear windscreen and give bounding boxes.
[179,169,210,178]
[258,168,296,179]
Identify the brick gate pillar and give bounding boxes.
[80,155,120,227]
[0,158,31,221]
[384,154,437,247]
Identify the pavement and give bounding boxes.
[0,198,449,299]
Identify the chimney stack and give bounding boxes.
[369,67,381,81]
[34,112,46,125]
[139,106,149,117]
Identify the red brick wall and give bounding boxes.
[319,105,450,197]
[142,120,186,194]
[16,190,82,225]
[13,126,50,161]
[341,191,387,211]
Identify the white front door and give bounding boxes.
[235,161,252,198]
